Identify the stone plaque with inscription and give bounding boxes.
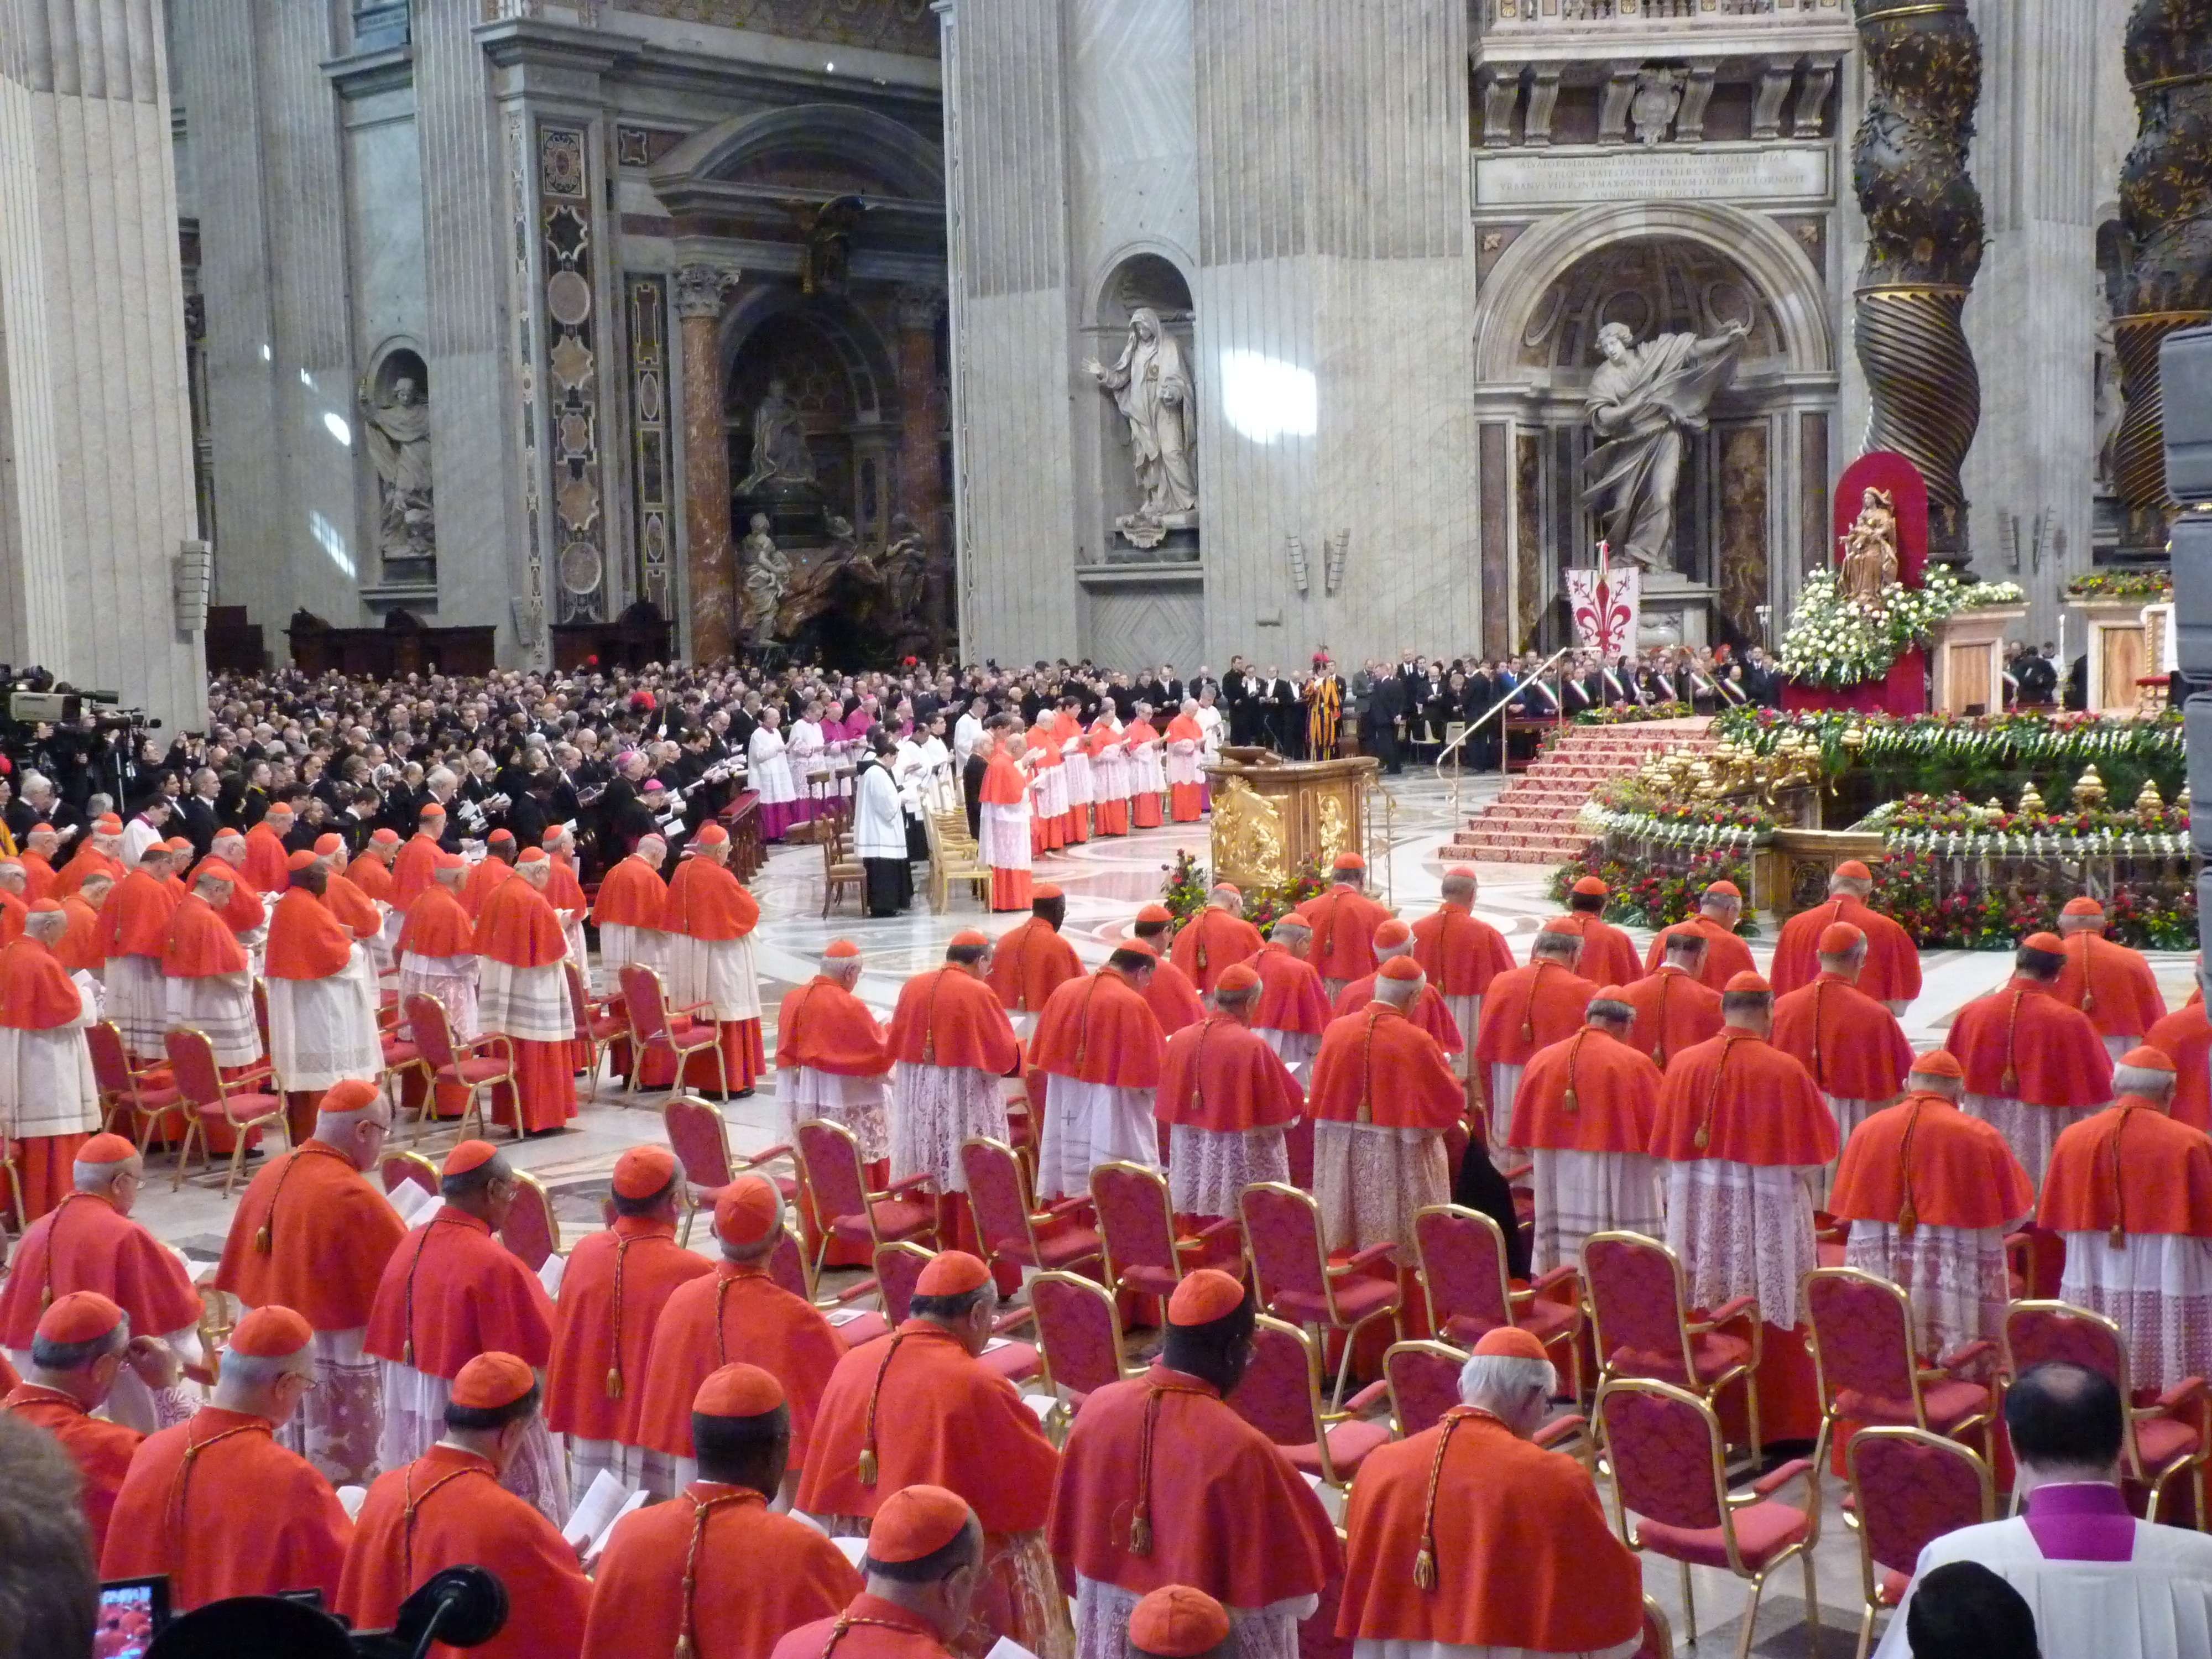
[1474,145,1828,209]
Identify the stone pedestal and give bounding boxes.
[1636,573,1720,648]
[1931,603,2025,715]
[676,264,739,662]
[2081,596,2153,713]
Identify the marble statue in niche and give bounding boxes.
[1085,306,1197,546]
[1838,486,1901,611]
[359,365,435,566]
[739,512,790,640]
[736,377,817,492]
[1580,319,1749,571]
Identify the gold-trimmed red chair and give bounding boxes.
[1582,1230,1763,1463]
[163,1027,290,1197]
[564,960,626,1094]
[1594,1375,1822,1659]
[877,1240,1041,1384]
[403,991,515,1145]
[961,1136,1102,1281]
[1804,1266,1998,1475]
[2002,1298,2211,1524]
[379,1149,439,1200]
[1088,1160,1241,1305]
[499,1169,560,1274]
[1843,1425,1995,1659]
[791,1117,937,1286]
[1414,1202,1582,1399]
[1222,1315,1392,1491]
[660,1093,794,1246]
[86,1020,183,1152]
[1380,1339,1467,1438]
[1030,1269,1144,1434]
[1239,1181,1402,1412]
[618,962,727,1104]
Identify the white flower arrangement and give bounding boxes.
[1777,566,2024,690]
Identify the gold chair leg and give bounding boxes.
[1679,1560,1696,1647]
[222,1130,249,1199]
[1327,1323,1357,1416]
[1734,1571,1767,1659]
[172,1121,202,1192]
[1801,1543,1820,1650]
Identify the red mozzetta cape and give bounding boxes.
[980,749,1027,808]
[18,849,55,901]
[1155,1015,1306,1133]
[2147,1002,2212,1133]
[661,857,761,941]
[101,1405,352,1610]
[1769,974,1914,1101]
[1030,967,1166,1087]
[544,1217,712,1446]
[56,843,122,899]
[1546,912,1641,987]
[0,1193,201,1347]
[321,871,382,940]
[1649,1031,1838,1167]
[1507,1025,1662,1154]
[1246,941,1332,1035]
[1141,955,1206,1036]
[1168,909,1265,995]
[1410,905,1515,998]
[771,1594,955,1659]
[1047,1366,1340,1605]
[1769,895,1923,1005]
[98,869,176,959]
[1333,975,1464,1055]
[336,1446,589,1659]
[1472,961,1597,1070]
[985,916,1081,1014]
[1297,886,1392,983]
[885,967,1022,1074]
[0,888,23,946]
[793,1319,1060,1530]
[1614,967,1724,1069]
[582,1485,862,1659]
[459,857,515,921]
[1337,1412,1642,1653]
[778,977,893,1077]
[213,1141,407,1332]
[397,883,476,959]
[2,1385,139,1555]
[2052,932,2169,1040]
[545,853,587,916]
[591,854,665,928]
[472,875,568,969]
[1943,980,2113,1108]
[188,864,265,936]
[1829,1094,2033,1232]
[1641,915,1755,989]
[0,935,81,1029]
[55,894,103,974]
[362,1209,555,1379]
[239,824,291,894]
[2039,1098,2212,1237]
[265,886,354,980]
[161,891,247,978]
[392,831,445,908]
[1309,1004,1463,1131]
[635,1266,848,1467]
[348,854,394,905]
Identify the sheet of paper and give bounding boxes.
[984,1637,1041,1659]
[538,1253,567,1298]
[832,1536,869,1567]
[588,1490,648,1561]
[562,1469,632,1549]
[336,1485,367,1522]
[387,1182,432,1223]
[1020,1393,1059,1425]
[787,1509,829,1536]
[825,1308,868,1327]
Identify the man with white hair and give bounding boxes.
[2053,895,2168,1060]
[0,900,100,1219]
[1246,915,1331,1079]
[1338,1327,1642,1659]
[1164,698,1208,823]
[1506,988,1662,1276]
[473,847,578,1134]
[1641,878,1755,989]
[591,830,668,985]
[1830,1050,2033,1357]
[1945,933,2114,1192]
[1332,918,1465,1060]
[748,705,804,841]
[266,852,382,1142]
[0,858,27,942]
[2040,1045,2212,1390]
[888,932,1024,1251]
[1411,867,1515,1081]
[18,819,66,900]
[160,859,266,1155]
[659,822,765,1097]
[1155,963,1304,1222]
[1168,883,1263,999]
[1770,920,1914,1155]
[1307,956,1464,1252]
[776,940,894,1165]
[96,842,179,1065]
[56,811,126,899]
[1031,943,1171,1198]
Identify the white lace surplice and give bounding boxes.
[890,1061,1007,1190]
[782,1063,893,1163]
[268,969,383,1094]
[1527,1149,1663,1276]
[1964,1093,2105,1192]
[1036,1076,1159,1199]
[667,933,762,1023]
[1441,993,1482,1079]
[476,957,572,1044]
[1168,1124,1289,1220]
[1662,1159,1820,1328]
[1846,1222,2012,1357]
[398,952,480,1042]
[979,803,1033,873]
[0,1021,99,1139]
[1313,1121,1448,1254]
[1256,1027,1320,1081]
[104,954,170,1060]
[2058,1230,2212,1391]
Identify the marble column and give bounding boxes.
[676,264,739,664]
[0,0,207,732]
[895,285,949,646]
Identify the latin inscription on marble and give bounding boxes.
[1474,145,1828,208]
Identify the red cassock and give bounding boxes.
[56,893,104,973]
[1640,915,1755,989]
[1769,974,1914,1104]
[337,1444,589,1659]
[543,1215,712,1449]
[1507,1025,1662,1154]
[363,1210,555,1380]
[1046,1365,1340,1604]
[392,831,446,908]
[2052,932,2169,1042]
[1154,1015,1305,1133]
[1613,966,1723,1069]
[1169,909,1265,997]
[101,1405,352,1609]
[635,1265,849,1470]
[1337,1412,1642,1654]
[1331,975,1464,1056]
[1140,955,1206,1037]
[0,1191,201,1350]
[214,1141,407,1331]
[1409,904,1515,998]
[1650,1033,1838,1168]
[1545,912,1641,987]
[1830,1093,2034,1231]
[0,886,24,945]
[1768,895,1923,1005]
[2147,1001,2212,1132]
[1943,979,2113,1107]
[544,853,588,919]
[190,866,265,938]
[55,843,122,899]
[1308,1005,1463,1130]
[239,824,291,894]
[583,1484,862,1659]
[0,934,92,1215]
[886,968,1023,1074]
[1295,886,1392,986]
[660,857,767,1091]
[1472,961,1598,1073]
[460,857,517,921]
[2,1383,141,1555]
[1245,941,1332,1036]
[2039,1097,2212,1238]
[591,854,665,930]
[770,1594,957,1659]
[472,874,578,1133]
[794,1319,1059,1529]
[19,848,55,901]
[985,917,1082,1016]
[1029,967,1167,1087]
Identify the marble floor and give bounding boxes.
[124,769,2197,1658]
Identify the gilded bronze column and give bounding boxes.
[1851,0,1984,565]
[675,264,739,662]
[2111,0,2212,558]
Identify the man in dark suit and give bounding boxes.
[1222,657,1251,746]
[1370,666,1405,775]
[178,767,223,858]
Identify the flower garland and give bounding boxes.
[1548,849,1759,932]
[1572,700,1693,727]
[1158,849,1326,938]
[2066,570,2171,599]
[1712,706,2184,774]
[1777,566,2025,690]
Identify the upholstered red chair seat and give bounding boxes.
[832,1197,934,1245]
[980,1338,1043,1384]
[437,1057,511,1086]
[2134,1414,2199,1473]
[381,1037,421,1065]
[834,1312,893,1348]
[1837,1378,1990,1434]
[1029,1222,1103,1271]
[1637,1496,1810,1572]
[1284,1417,1391,1482]
[1611,1328,1752,1386]
[199,1091,283,1124]
[1273,1272,1399,1328]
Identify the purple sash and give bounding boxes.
[2024,1483,2136,1563]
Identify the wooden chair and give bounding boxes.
[163,1028,288,1197]
[1582,1230,1762,1463]
[618,963,727,1104]
[1845,1427,1995,1659]
[403,992,516,1144]
[1240,1182,1401,1412]
[1804,1266,1997,1475]
[1415,1202,1582,1399]
[1224,1316,1392,1491]
[922,808,990,914]
[86,1020,183,1151]
[501,1169,560,1272]
[821,830,864,917]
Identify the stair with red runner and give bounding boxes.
[1443,717,1717,866]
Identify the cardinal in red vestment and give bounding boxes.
[979,722,1036,911]
[1243,920,1332,1079]
[592,831,668,982]
[1332,919,1464,1061]
[239,804,296,894]
[1943,935,2115,1190]
[985,886,1081,1040]
[214,1079,405,1484]
[1770,921,1915,1152]
[1641,880,1755,989]
[660,825,766,1096]
[888,932,1025,1256]
[1549,875,1642,986]
[161,863,266,1151]
[1163,706,1207,823]
[2148,990,2212,1132]
[1131,904,1205,1036]
[267,855,382,1141]
[1167,886,1264,999]
[461,828,520,920]
[1470,930,1596,1121]
[1506,989,1663,1275]
[0,902,99,1219]
[2054,896,2169,1058]
[392,803,451,909]
[1614,929,1723,1069]
[102,1306,353,1609]
[587,1364,862,1659]
[473,849,579,1133]
[1030,945,1168,1199]
[1048,1271,1339,1659]
[770,1485,984,1659]
[1295,854,1391,998]
[1411,868,1515,1081]
[337,1352,591,1659]
[1154,966,1304,1222]
[396,855,480,1121]
[97,844,178,1065]
[1768,860,1922,1011]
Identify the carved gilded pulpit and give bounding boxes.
[1203,750,1380,890]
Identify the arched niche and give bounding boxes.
[1086,249,1197,554]
[652,102,943,200]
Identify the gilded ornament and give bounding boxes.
[1213,778,1288,890]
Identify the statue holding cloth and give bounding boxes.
[1579,320,1750,572]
